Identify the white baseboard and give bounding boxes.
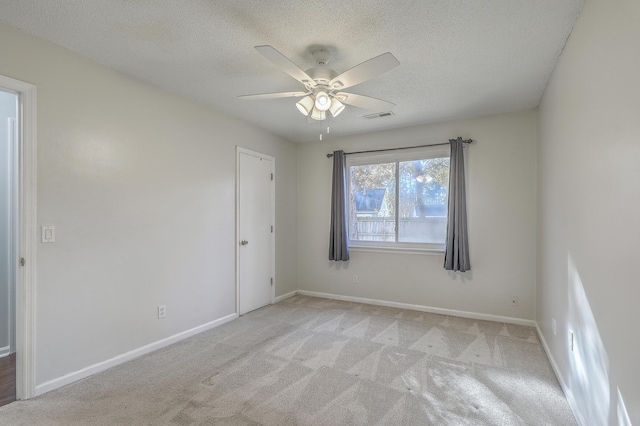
[535,323,586,426]
[0,345,9,358]
[34,313,238,397]
[295,290,536,327]
[274,291,297,303]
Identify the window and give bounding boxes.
[346,146,450,252]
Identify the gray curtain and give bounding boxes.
[444,138,470,272]
[329,150,349,261]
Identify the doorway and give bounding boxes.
[236,147,275,315]
[0,89,17,406]
[0,74,37,401]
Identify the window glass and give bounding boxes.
[348,162,396,242]
[346,147,450,251]
[398,158,449,243]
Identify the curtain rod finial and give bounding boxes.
[327,153,334,158]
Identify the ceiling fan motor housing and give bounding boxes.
[305,67,338,88]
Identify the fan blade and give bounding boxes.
[238,91,308,100]
[329,52,399,90]
[335,92,396,110]
[255,45,316,88]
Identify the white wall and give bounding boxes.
[537,0,639,423]
[297,110,537,320]
[0,22,297,387]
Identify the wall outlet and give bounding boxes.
[552,318,557,335]
[158,305,166,319]
[510,296,518,307]
[352,275,358,283]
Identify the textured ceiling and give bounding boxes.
[0,0,583,143]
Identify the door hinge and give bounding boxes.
[20,257,25,266]
[270,277,273,286]
[271,225,273,233]
[270,173,273,181]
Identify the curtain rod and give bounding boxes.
[326,139,473,158]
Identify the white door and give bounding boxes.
[237,148,274,315]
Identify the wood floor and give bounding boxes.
[0,353,16,407]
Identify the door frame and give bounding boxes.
[235,146,275,315]
[0,74,37,400]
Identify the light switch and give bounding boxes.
[42,225,55,243]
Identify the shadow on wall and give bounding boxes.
[566,255,631,425]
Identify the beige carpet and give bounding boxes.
[0,295,576,425]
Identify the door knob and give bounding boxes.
[240,240,249,246]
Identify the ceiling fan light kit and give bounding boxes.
[329,98,345,117]
[239,45,400,123]
[296,95,315,116]
[310,107,326,121]
[314,91,331,111]
[295,91,345,120]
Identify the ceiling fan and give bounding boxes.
[238,45,400,121]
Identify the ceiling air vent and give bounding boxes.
[363,111,395,119]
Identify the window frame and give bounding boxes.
[345,145,450,253]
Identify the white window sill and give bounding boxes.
[348,245,445,255]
